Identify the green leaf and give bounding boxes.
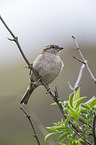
[58,142,66,145]
[44,132,56,141]
[88,110,93,118]
[76,87,80,100]
[66,107,76,118]
[65,117,70,128]
[72,133,76,142]
[88,117,93,124]
[80,114,87,122]
[52,126,65,131]
[77,138,83,145]
[46,127,56,132]
[64,114,71,118]
[68,139,72,145]
[58,132,69,141]
[81,104,91,110]
[93,105,96,110]
[51,102,57,106]
[75,97,86,109]
[77,108,81,120]
[64,101,70,109]
[69,92,74,108]
[81,108,88,114]
[88,98,96,107]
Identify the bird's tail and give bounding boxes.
[20,85,37,104]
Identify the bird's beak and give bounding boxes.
[57,46,64,51]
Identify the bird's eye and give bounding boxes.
[51,46,54,48]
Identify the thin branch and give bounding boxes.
[67,81,74,90]
[68,47,93,133]
[73,56,86,65]
[92,113,96,144]
[20,107,41,145]
[0,15,30,66]
[0,15,15,38]
[29,108,56,145]
[0,16,91,144]
[72,36,96,83]
[54,88,92,145]
[74,64,85,89]
[0,15,54,95]
[68,63,85,101]
[73,128,92,145]
[79,118,92,129]
[68,64,85,92]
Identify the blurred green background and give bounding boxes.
[0,0,96,145]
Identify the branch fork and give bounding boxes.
[72,36,96,83]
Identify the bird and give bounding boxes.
[20,44,64,104]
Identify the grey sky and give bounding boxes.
[0,0,96,66]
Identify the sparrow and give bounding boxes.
[20,45,64,104]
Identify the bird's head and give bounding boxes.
[43,45,64,55]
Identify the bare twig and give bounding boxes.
[72,36,96,83]
[68,64,85,92]
[20,107,41,145]
[29,108,56,145]
[0,16,30,66]
[74,64,85,89]
[68,37,94,137]
[0,16,91,145]
[72,128,92,145]
[68,63,85,102]
[73,56,86,65]
[67,81,74,90]
[92,113,96,144]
